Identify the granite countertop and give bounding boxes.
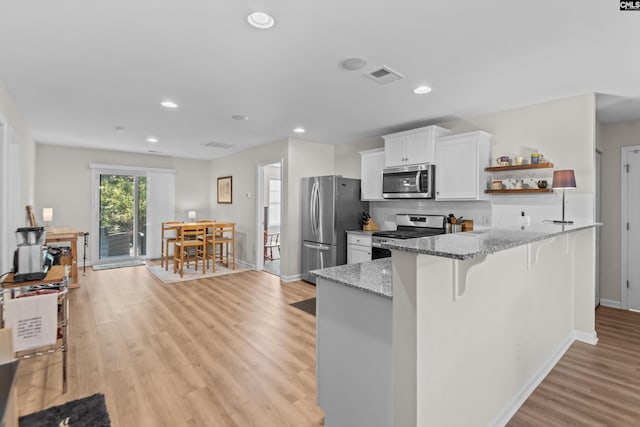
[346,230,376,236]
[382,222,600,260]
[311,258,392,299]
[312,223,599,298]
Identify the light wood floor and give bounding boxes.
[509,306,640,426]
[14,266,640,426]
[15,266,322,427]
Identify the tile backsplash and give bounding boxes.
[370,192,594,230]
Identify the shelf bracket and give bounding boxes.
[526,237,556,269]
[453,255,487,300]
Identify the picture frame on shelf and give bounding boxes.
[217,176,232,204]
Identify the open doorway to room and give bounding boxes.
[257,161,282,277]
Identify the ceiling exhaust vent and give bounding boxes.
[202,141,235,149]
[364,66,405,85]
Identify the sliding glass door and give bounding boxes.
[97,174,147,262]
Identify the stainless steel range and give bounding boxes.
[372,214,447,259]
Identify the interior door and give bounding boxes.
[628,150,640,310]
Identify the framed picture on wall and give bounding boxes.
[217,176,232,204]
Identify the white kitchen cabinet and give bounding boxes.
[359,148,385,201]
[347,233,372,264]
[435,131,491,200]
[382,125,450,167]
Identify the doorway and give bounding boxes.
[95,173,147,264]
[622,146,640,310]
[257,161,282,276]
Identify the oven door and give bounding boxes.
[382,164,433,199]
[372,246,391,259]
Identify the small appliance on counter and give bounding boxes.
[13,226,50,282]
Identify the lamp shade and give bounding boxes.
[552,170,576,189]
[42,207,53,222]
[188,210,197,220]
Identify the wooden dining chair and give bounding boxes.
[213,223,235,270]
[264,231,280,261]
[161,221,183,271]
[197,220,216,271]
[173,223,206,278]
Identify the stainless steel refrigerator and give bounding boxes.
[300,176,369,283]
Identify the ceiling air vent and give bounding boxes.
[201,141,235,149]
[364,66,405,85]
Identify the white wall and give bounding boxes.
[370,95,597,230]
[442,94,597,224]
[0,80,36,272]
[35,144,211,263]
[599,119,640,304]
[209,138,335,280]
[334,137,383,179]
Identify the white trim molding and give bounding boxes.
[599,299,622,309]
[89,163,175,174]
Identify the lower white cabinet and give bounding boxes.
[359,148,385,201]
[347,233,372,264]
[435,131,491,200]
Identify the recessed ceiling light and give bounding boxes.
[147,137,159,143]
[160,100,179,109]
[413,86,432,94]
[247,12,275,29]
[293,127,305,134]
[339,57,368,71]
[232,115,249,121]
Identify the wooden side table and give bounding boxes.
[46,227,81,289]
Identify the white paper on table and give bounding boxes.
[4,293,58,352]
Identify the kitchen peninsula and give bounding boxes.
[313,223,598,427]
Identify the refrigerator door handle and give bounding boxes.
[309,181,317,236]
[303,242,330,251]
[311,181,320,238]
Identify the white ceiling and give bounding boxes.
[1,1,639,160]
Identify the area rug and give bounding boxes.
[290,297,316,316]
[19,393,110,426]
[93,260,146,271]
[148,263,249,284]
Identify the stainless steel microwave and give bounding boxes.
[382,164,435,199]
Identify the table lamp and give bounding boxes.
[552,170,576,224]
[42,207,53,227]
[188,210,197,221]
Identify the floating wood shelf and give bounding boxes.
[485,189,553,194]
[485,162,554,172]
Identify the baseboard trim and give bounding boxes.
[280,273,302,282]
[489,334,574,427]
[599,299,621,309]
[573,330,598,345]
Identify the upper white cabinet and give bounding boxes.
[435,131,491,200]
[359,148,385,201]
[382,125,450,167]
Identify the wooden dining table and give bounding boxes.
[163,221,236,272]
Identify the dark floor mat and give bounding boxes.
[290,297,316,316]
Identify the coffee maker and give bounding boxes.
[13,227,49,282]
